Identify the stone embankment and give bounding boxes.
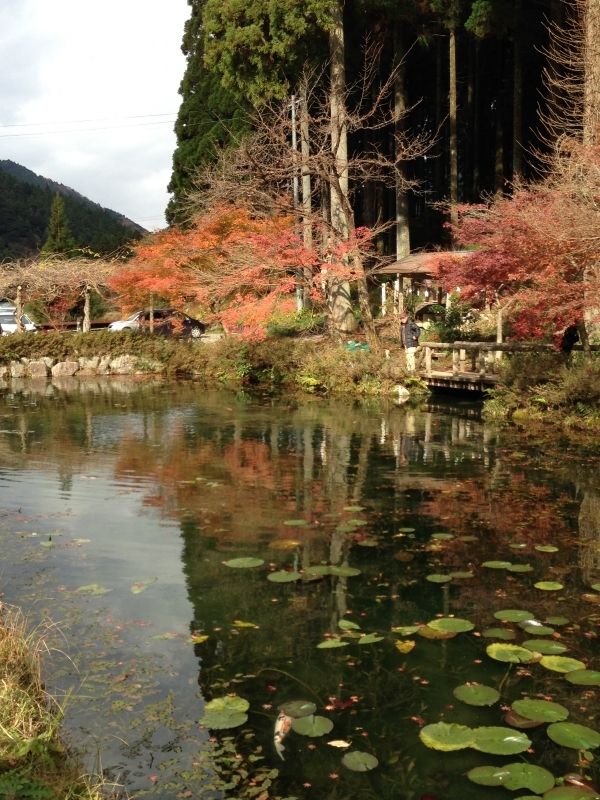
[0,355,163,379]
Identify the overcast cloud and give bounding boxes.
[0,0,190,229]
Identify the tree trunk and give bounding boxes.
[15,285,24,333]
[394,22,410,261]
[512,0,524,178]
[328,0,357,336]
[583,0,600,144]
[83,285,91,333]
[449,27,459,228]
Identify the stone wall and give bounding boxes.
[0,355,165,380]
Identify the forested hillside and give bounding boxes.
[167,0,559,251]
[0,161,146,260]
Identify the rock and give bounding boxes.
[393,384,411,403]
[10,361,26,378]
[27,359,49,378]
[78,356,100,373]
[51,361,79,377]
[0,365,9,379]
[109,355,138,374]
[98,356,112,374]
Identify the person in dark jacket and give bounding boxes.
[400,312,421,373]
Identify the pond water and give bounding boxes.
[0,379,598,800]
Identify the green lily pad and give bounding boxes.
[565,670,600,686]
[202,695,250,729]
[428,617,475,633]
[507,563,534,573]
[494,609,534,622]
[540,655,586,673]
[223,557,264,569]
[426,574,452,583]
[432,533,454,540]
[267,570,302,583]
[511,699,569,723]
[544,788,600,799]
[355,537,379,547]
[591,583,600,592]
[534,545,559,552]
[419,722,474,751]
[486,643,536,663]
[453,683,500,707]
[449,571,475,579]
[283,519,309,526]
[545,616,570,626]
[546,722,600,750]
[317,638,349,649]
[341,750,379,772]
[468,763,555,793]
[279,700,316,718]
[482,627,516,640]
[472,726,532,755]
[522,639,568,655]
[338,619,361,631]
[522,624,556,636]
[304,565,332,576]
[344,506,365,512]
[329,566,361,577]
[534,581,564,591]
[392,625,420,636]
[291,715,334,737]
[357,633,384,645]
[482,560,513,569]
[74,583,112,595]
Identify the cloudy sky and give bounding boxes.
[1,0,191,230]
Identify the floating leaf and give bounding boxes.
[392,625,420,636]
[223,557,264,569]
[419,722,474,752]
[357,633,384,645]
[453,683,500,707]
[428,617,474,633]
[535,581,564,591]
[341,750,379,772]
[543,787,600,799]
[426,574,452,583]
[507,564,534,573]
[317,638,349,649]
[279,700,316,719]
[565,670,600,686]
[449,570,475,579]
[232,619,259,629]
[504,710,545,730]
[355,537,378,547]
[511,699,569,723]
[486,643,536,663]
[545,616,570,626]
[328,739,351,748]
[540,656,586,673]
[546,722,600,750]
[395,639,416,654]
[482,627,516,640]
[522,624,556,636]
[269,539,301,550]
[592,583,600,592]
[202,695,249,730]
[522,639,568,655]
[338,619,361,631]
[418,625,456,640]
[472,726,531,755]
[291,715,333,737]
[535,545,559,552]
[305,565,332,577]
[494,609,534,622]
[330,566,361,577]
[344,506,365,512]
[468,763,554,793]
[283,519,309,527]
[482,560,513,569]
[267,570,302,583]
[131,577,158,594]
[190,633,209,644]
[74,583,111,595]
[432,533,454,540]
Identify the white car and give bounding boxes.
[0,305,36,335]
[108,308,206,338]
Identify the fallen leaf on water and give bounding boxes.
[232,619,260,629]
[131,577,158,594]
[328,739,351,748]
[395,639,416,654]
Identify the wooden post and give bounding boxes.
[459,347,466,372]
[425,345,432,376]
[452,348,460,375]
[381,282,387,316]
[479,349,486,377]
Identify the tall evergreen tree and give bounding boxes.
[40,194,77,256]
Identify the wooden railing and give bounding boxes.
[422,341,599,381]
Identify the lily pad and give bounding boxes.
[545,616,570,626]
[283,519,309,526]
[267,570,302,583]
[432,533,454,540]
[486,643,536,663]
[534,544,559,552]
[482,627,516,640]
[468,763,554,793]
[522,639,568,655]
[392,625,420,636]
[534,581,564,591]
[418,625,457,640]
[472,726,532,755]
[565,670,600,686]
[482,560,513,569]
[426,574,452,583]
[494,609,534,622]
[74,583,111,595]
[317,638,349,649]
[223,557,264,569]
[507,563,534,573]
[203,695,249,729]
[523,624,556,636]
[449,570,475,579]
[592,583,600,592]
[453,683,500,707]
[279,700,316,719]
[428,617,475,633]
[131,577,158,594]
[540,655,586,673]
[543,788,600,799]
[357,633,384,645]
[546,722,600,750]
[511,699,569,723]
[329,566,361,577]
[291,715,334,737]
[338,619,361,631]
[341,750,379,772]
[419,722,474,751]
[305,565,332,576]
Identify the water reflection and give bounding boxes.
[0,380,597,799]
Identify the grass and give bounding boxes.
[0,605,120,800]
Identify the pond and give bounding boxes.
[0,379,598,800]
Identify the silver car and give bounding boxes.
[0,306,36,335]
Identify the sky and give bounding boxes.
[0,0,191,230]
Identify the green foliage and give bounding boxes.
[267,309,327,337]
[40,195,77,256]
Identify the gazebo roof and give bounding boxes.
[374,250,472,277]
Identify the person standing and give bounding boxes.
[400,312,421,374]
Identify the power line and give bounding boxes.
[0,119,177,139]
[0,112,178,129]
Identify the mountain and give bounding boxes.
[0,160,148,260]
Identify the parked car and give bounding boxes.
[0,303,37,335]
[108,308,206,338]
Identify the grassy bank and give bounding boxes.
[0,606,115,800]
[483,352,600,429]
[0,330,426,397]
